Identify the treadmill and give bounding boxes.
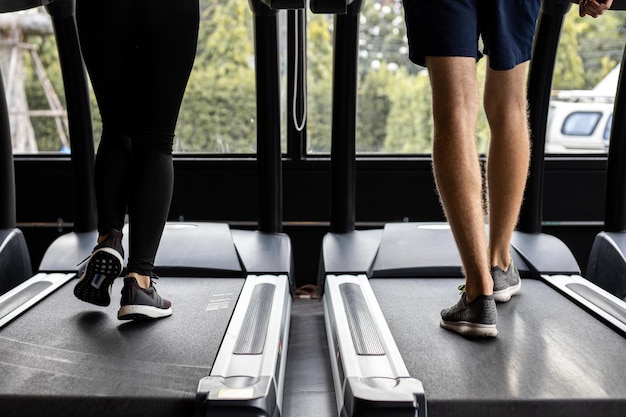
[0,2,34,295]
[319,1,626,416]
[0,1,293,416]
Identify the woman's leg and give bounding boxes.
[75,0,135,235]
[73,0,136,306]
[125,0,200,281]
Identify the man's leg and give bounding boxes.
[427,56,493,302]
[484,63,530,271]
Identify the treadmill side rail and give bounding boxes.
[197,274,291,417]
[542,274,626,336]
[0,272,74,328]
[0,228,32,295]
[324,274,427,417]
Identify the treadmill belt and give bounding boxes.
[0,276,244,416]
[371,278,626,417]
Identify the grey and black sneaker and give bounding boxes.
[440,286,498,338]
[491,261,521,303]
[74,229,124,306]
[118,276,172,320]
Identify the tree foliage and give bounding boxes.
[306,13,334,153]
[554,7,626,90]
[23,34,68,152]
[177,0,256,152]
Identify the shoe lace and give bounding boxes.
[457,284,466,294]
[149,272,161,287]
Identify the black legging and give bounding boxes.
[76,0,199,275]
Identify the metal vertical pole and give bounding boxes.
[604,53,626,231]
[0,69,16,229]
[330,0,364,233]
[519,0,570,233]
[249,0,283,233]
[47,0,97,232]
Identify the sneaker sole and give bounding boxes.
[74,248,123,307]
[440,319,498,338]
[493,280,522,303]
[118,304,173,320]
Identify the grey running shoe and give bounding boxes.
[491,262,521,303]
[74,229,124,306]
[118,276,172,320]
[440,286,498,338]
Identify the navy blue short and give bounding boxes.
[403,0,542,70]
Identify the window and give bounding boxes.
[562,112,602,136]
[4,3,625,156]
[548,8,626,154]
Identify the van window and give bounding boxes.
[561,112,602,136]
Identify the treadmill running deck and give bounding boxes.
[371,277,626,417]
[0,276,244,416]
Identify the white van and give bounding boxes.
[546,97,613,153]
[545,65,618,154]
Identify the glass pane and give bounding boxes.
[6,3,625,157]
[305,12,334,154]
[2,1,260,155]
[305,1,490,155]
[356,0,437,155]
[548,7,626,154]
[1,9,70,154]
[562,112,602,136]
[176,0,257,153]
[309,2,626,156]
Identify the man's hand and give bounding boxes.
[579,0,614,18]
